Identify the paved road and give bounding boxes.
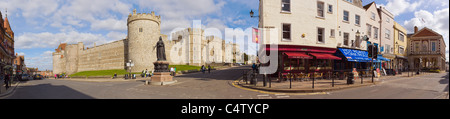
[3,66,448,99]
[5,66,263,99]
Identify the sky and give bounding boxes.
[0,0,448,71]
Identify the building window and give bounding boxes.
[399,46,404,54]
[355,15,360,25]
[317,27,325,43]
[399,32,405,42]
[346,0,353,3]
[367,24,372,38]
[386,18,390,23]
[385,29,390,39]
[317,2,324,18]
[139,28,143,32]
[343,10,349,22]
[371,12,376,20]
[328,4,333,13]
[343,32,349,46]
[281,0,291,12]
[330,29,335,37]
[374,27,379,39]
[386,45,390,53]
[431,42,436,51]
[415,42,420,52]
[282,23,291,41]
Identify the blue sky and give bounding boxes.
[0,0,448,70]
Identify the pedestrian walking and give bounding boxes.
[4,73,10,89]
[55,74,57,79]
[141,70,145,77]
[208,65,211,74]
[252,63,257,73]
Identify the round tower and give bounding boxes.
[127,9,161,72]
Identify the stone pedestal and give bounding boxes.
[147,61,176,85]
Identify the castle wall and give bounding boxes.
[77,40,126,72]
[64,44,79,74]
[52,52,65,75]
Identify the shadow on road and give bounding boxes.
[7,83,94,99]
[439,73,449,92]
[175,66,251,81]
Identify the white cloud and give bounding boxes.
[25,51,54,70]
[91,18,128,31]
[106,31,127,41]
[15,31,114,49]
[379,0,423,16]
[403,8,449,61]
[137,0,227,34]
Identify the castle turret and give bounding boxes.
[127,9,162,72]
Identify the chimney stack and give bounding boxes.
[414,26,418,33]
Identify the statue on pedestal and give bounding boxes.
[149,36,175,85]
[155,36,166,61]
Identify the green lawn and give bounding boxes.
[68,65,206,77]
[169,65,201,72]
[69,69,140,77]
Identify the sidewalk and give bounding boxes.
[235,70,433,93]
[0,81,20,98]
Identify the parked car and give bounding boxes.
[20,74,33,81]
[33,74,43,80]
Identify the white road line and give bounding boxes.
[276,95,290,98]
[257,94,270,97]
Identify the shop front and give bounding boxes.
[264,45,340,80]
[334,48,382,79]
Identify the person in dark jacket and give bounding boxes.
[201,65,206,74]
[208,65,211,74]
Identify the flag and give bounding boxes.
[252,28,260,43]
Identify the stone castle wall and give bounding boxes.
[77,40,126,72]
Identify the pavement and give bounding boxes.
[234,70,441,93]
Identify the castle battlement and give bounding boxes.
[127,9,161,25]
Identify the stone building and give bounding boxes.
[169,28,243,66]
[1,11,15,76]
[378,6,395,69]
[53,10,243,75]
[393,21,408,71]
[407,26,447,71]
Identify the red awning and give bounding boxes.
[284,52,313,59]
[309,53,342,60]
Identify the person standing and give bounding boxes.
[208,65,211,74]
[170,67,175,76]
[201,65,206,74]
[173,67,177,76]
[145,69,148,78]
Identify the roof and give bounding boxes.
[410,27,443,38]
[363,2,375,10]
[55,43,67,52]
[3,16,13,37]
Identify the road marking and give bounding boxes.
[276,95,290,98]
[231,80,328,96]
